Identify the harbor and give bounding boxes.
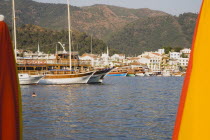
[16,47,188,85]
[0,0,204,139]
[22,76,183,139]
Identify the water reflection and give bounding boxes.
[21,77,183,140]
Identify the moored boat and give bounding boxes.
[162,71,171,77]
[174,74,182,77]
[107,67,127,76]
[38,0,94,85]
[126,69,135,77]
[145,72,154,76]
[18,73,44,85]
[126,73,135,77]
[135,72,145,76]
[17,60,94,85]
[107,72,127,76]
[39,70,93,84]
[88,68,112,83]
[172,72,184,77]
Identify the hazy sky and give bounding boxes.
[34,0,202,15]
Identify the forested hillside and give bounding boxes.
[0,0,168,40]
[107,13,197,55]
[177,13,198,43]
[15,24,116,55]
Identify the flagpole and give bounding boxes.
[12,0,17,61]
[67,0,72,70]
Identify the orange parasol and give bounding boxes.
[0,15,22,140]
[173,0,210,139]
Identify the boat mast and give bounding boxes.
[91,35,93,54]
[67,0,72,70]
[12,0,17,61]
[56,44,58,54]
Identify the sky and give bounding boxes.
[34,0,202,15]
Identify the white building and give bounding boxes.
[157,49,165,54]
[138,56,150,65]
[111,54,125,62]
[79,53,100,66]
[23,51,56,59]
[79,53,98,61]
[139,52,162,58]
[168,59,180,70]
[180,48,191,58]
[126,57,139,64]
[138,53,162,71]
[149,57,161,71]
[101,53,111,66]
[178,58,189,67]
[180,48,191,54]
[170,52,181,59]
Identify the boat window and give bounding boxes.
[35,67,45,70]
[18,67,25,70]
[26,67,34,70]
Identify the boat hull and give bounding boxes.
[107,73,127,76]
[88,74,104,83]
[162,74,171,77]
[135,73,145,76]
[88,68,112,83]
[19,74,44,85]
[174,75,182,77]
[126,74,135,77]
[39,72,93,85]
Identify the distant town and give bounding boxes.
[16,46,190,77]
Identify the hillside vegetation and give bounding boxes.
[15,24,116,55]
[0,0,168,40]
[108,13,197,55]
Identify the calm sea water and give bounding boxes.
[21,76,184,140]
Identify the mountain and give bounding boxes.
[107,13,198,55]
[79,5,168,40]
[177,13,198,43]
[0,0,168,40]
[0,0,198,55]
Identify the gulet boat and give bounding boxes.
[39,69,93,84]
[39,0,94,84]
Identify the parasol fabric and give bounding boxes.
[0,18,22,140]
[173,0,210,139]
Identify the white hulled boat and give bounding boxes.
[39,70,93,84]
[135,73,145,76]
[18,73,44,85]
[38,0,94,85]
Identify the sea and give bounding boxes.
[21,76,184,140]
